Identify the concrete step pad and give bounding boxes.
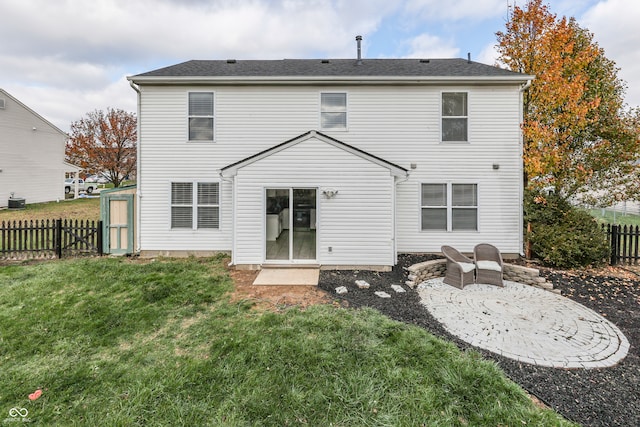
[253,268,319,286]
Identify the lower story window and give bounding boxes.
[197,182,220,229]
[421,183,477,231]
[171,182,220,229]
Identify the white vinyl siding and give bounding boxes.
[442,92,468,142]
[137,84,523,257]
[421,183,477,231]
[0,89,68,208]
[171,182,220,229]
[188,92,214,141]
[233,136,395,267]
[320,92,347,130]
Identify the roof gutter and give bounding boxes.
[127,75,535,86]
[519,79,533,92]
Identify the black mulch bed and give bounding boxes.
[317,255,640,427]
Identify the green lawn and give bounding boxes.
[585,208,640,227]
[0,256,574,426]
[0,198,100,223]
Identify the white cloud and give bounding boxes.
[402,33,459,58]
[0,0,393,61]
[403,0,506,21]
[476,42,499,66]
[4,77,137,133]
[1,55,113,90]
[581,0,640,108]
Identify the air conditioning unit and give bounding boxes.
[8,198,25,209]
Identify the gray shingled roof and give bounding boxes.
[132,58,529,79]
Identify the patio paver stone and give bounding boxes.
[417,278,629,369]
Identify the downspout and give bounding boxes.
[393,171,411,265]
[129,80,142,254]
[518,80,532,256]
[220,171,235,266]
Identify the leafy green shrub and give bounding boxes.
[524,189,609,268]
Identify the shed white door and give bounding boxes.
[265,188,316,263]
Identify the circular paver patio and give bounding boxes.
[417,278,630,369]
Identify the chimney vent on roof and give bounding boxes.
[355,35,363,65]
[226,59,236,64]
[467,52,471,63]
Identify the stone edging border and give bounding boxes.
[405,259,557,293]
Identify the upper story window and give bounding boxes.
[320,92,347,130]
[421,183,477,231]
[188,92,214,141]
[441,92,468,142]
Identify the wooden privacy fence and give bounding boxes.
[0,219,103,260]
[602,224,640,266]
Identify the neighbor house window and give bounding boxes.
[421,183,477,231]
[320,92,347,130]
[171,182,220,229]
[188,92,214,141]
[441,92,468,142]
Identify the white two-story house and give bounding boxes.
[0,88,77,208]
[128,56,533,270]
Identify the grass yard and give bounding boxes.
[0,198,100,223]
[0,256,574,426]
[585,208,640,227]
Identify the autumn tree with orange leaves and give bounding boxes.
[496,0,639,204]
[66,108,137,188]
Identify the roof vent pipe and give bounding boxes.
[467,52,471,63]
[356,35,363,65]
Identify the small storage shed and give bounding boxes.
[100,185,137,255]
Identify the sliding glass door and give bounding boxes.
[265,188,316,262]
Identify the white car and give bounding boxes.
[85,174,109,184]
[64,178,97,194]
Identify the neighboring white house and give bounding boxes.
[0,88,78,208]
[128,55,533,270]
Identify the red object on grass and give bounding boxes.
[28,389,42,401]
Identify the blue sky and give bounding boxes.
[1,0,638,132]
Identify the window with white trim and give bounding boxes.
[197,182,220,229]
[188,92,214,141]
[171,182,220,229]
[421,183,477,231]
[171,182,193,228]
[320,92,347,130]
[441,92,468,142]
